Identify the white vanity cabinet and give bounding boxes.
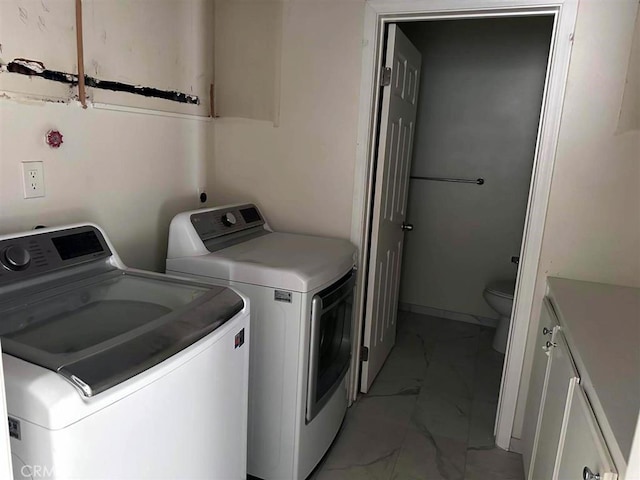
[529,329,581,480]
[522,299,562,472]
[523,278,640,480]
[556,386,618,480]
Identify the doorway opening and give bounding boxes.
[396,15,554,340]
[349,1,578,452]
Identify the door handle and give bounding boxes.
[401,223,413,231]
[583,467,600,480]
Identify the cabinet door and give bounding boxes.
[554,386,618,480]
[523,298,557,473]
[529,331,579,480]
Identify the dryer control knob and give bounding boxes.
[222,213,237,227]
[2,245,31,271]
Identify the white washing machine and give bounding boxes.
[167,203,356,480]
[0,224,250,479]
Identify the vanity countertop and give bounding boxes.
[547,277,640,475]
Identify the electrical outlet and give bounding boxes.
[22,162,45,199]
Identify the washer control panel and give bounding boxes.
[1,245,31,271]
[0,226,112,286]
[221,212,237,227]
[190,204,266,242]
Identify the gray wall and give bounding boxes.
[398,17,554,319]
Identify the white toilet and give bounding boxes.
[483,280,516,354]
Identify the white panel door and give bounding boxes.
[529,330,579,480]
[554,386,617,480]
[361,24,421,392]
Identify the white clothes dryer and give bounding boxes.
[167,203,356,480]
[0,224,250,480]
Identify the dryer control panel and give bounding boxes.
[190,204,269,252]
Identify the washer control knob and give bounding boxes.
[2,245,31,271]
[221,213,237,227]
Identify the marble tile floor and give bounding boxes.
[310,311,524,480]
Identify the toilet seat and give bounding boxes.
[486,281,515,300]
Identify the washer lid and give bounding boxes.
[0,270,243,398]
[486,280,516,299]
[168,232,356,292]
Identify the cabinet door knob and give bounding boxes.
[542,327,552,335]
[546,341,556,348]
[401,223,413,231]
[583,466,601,480]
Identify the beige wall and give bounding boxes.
[513,0,640,439]
[214,0,282,121]
[208,0,365,238]
[0,0,213,116]
[0,102,208,271]
[82,0,214,117]
[0,0,212,272]
[0,0,77,75]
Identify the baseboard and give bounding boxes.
[399,302,498,328]
[509,436,524,454]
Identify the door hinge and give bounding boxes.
[381,67,392,87]
[360,346,369,362]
